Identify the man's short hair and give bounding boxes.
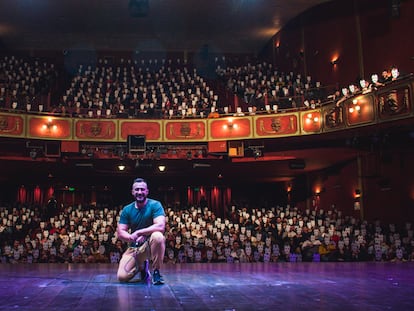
[133,178,148,185]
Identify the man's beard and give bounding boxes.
[135,194,147,203]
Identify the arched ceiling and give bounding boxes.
[0,0,330,54]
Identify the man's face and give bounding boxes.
[132,181,149,204]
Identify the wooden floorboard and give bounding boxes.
[0,262,413,311]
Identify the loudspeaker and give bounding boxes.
[128,135,146,153]
[289,159,306,169]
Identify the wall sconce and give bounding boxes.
[42,118,58,132]
[223,118,238,130]
[158,165,166,172]
[354,189,361,198]
[349,99,361,114]
[305,113,319,124]
[117,164,126,171]
[331,58,339,66]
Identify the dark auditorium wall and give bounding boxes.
[305,151,414,226]
[261,0,414,88]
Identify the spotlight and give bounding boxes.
[253,149,262,159]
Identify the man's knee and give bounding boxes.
[117,264,136,282]
[150,231,165,245]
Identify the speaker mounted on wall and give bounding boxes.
[127,135,146,153]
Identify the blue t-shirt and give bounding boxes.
[119,198,165,232]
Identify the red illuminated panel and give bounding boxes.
[209,117,252,140]
[120,120,161,141]
[0,113,25,137]
[28,116,71,139]
[345,95,375,126]
[301,111,322,134]
[255,114,299,137]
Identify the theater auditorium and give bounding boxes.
[0,0,414,310]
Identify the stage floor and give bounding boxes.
[0,262,413,311]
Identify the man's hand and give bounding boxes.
[130,230,146,244]
[135,235,146,245]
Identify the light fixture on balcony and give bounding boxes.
[42,118,58,132]
[117,164,126,171]
[223,118,238,130]
[305,113,319,124]
[158,165,166,172]
[349,99,361,114]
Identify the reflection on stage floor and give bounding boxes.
[0,262,413,311]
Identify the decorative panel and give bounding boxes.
[300,110,322,134]
[164,120,207,142]
[377,84,412,122]
[322,104,345,132]
[0,113,25,137]
[254,113,299,138]
[120,120,162,142]
[345,94,376,126]
[209,117,252,140]
[28,116,72,139]
[74,119,117,141]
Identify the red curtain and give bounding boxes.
[34,186,42,203]
[17,186,27,203]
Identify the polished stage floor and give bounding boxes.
[0,262,413,311]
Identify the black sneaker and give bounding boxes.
[140,259,150,282]
[152,269,164,285]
